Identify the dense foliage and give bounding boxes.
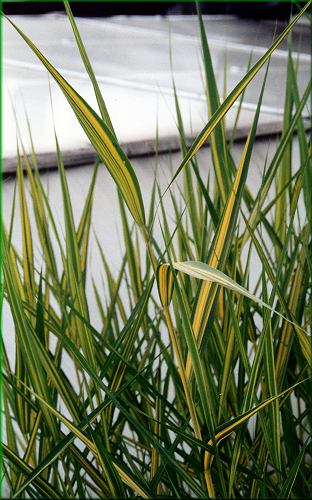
[2,2,312,498]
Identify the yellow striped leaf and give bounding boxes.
[156,264,174,307]
[13,380,150,499]
[173,261,309,336]
[5,15,145,227]
[203,379,309,488]
[168,1,311,187]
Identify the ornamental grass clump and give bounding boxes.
[2,1,312,498]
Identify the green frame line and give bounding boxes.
[0,0,301,4]
[0,0,2,498]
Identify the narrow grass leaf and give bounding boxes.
[167,1,311,188]
[5,15,145,226]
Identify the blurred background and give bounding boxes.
[2,1,299,19]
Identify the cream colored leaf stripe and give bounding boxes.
[168,0,311,187]
[156,263,174,308]
[5,15,145,227]
[12,379,150,499]
[158,261,309,335]
[203,379,309,492]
